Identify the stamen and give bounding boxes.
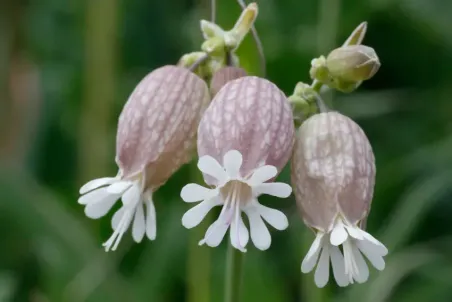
[234,184,246,251]
[199,188,234,245]
[103,209,132,251]
[343,239,358,283]
[224,184,237,224]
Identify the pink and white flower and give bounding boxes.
[78,65,210,251]
[292,111,387,287]
[181,76,295,251]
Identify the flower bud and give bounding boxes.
[180,76,295,252]
[210,67,247,97]
[78,65,210,251]
[292,112,387,287]
[326,45,380,83]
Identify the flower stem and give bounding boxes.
[224,242,244,302]
[187,161,211,302]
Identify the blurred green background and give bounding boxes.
[1,0,452,301]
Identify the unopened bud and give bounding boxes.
[326,45,380,83]
[210,67,247,97]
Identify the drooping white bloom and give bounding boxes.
[78,65,210,251]
[181,76,295,251]
[78,174,156,251]
[292,112,387,287]
[181,150,292,251]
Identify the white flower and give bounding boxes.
[78,172,156,252]
[180,150,292,252]
[301,217,387,287]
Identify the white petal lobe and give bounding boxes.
[301,233,324,273]
[351,243,369,283]
[246,209,271,250]
[145,197,156,240]
[330,223,348,246]
[132,202,146,242]
[254,183,292,198]
[330,246,349,287]
[256,204,288,230]
[122,184,141,207]
[112,207,125,230]
[247,165,277,185]
[223,150,243,178]
[182,198,221,229]
[200,220,229,247]
[80,177,116,194]
[107,181,133,194]
[357,240,385,271]
[198,155,228,184]
[314,246,330,288]
[181,184,217,203]
[78,188,109,205]
[84,194,118,219]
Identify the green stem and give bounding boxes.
[224,242,244,302]
[187,161,211,302]
[310,80,324,93]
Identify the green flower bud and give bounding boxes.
[326,45,380,83]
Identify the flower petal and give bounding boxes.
[180,184,218,203]
[345,225,364,240]
[245,208,271,250]
[330,223,348,246]
[230,214,249,252]
[84,192,118,219]
[132,201,145,243]
[223,150,243,178]
[330,246,349,287]
[80,177,116,194]
[182,198,221,229]
[199,220,229,247]
[359,230,388,256]
[238,215,249,248]
[357,240,385,271]
[198,155,228,184]
[145,197,156,240]
[112,207,125,230]
[107,181,133,194]
[103,209,133,252]
[314,245,330,288]
[78,187,108,205]
[351,243,369,283]
[301,233,324,273]
[255,203,288,230]
[254,182,292,198]
[122,184,141,208]
[247,165,277,186]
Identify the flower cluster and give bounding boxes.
[76,3,386,290]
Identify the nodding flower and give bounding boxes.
[291,111,387,287]
[78,65,210,251]
[180,76,295,252]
